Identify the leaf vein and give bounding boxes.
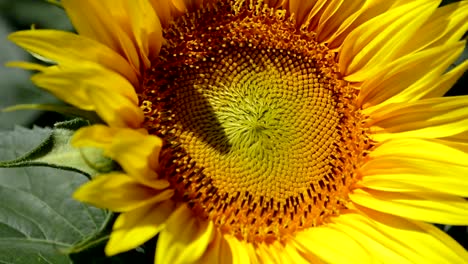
[1,202,47,239]
[37,252,54,264]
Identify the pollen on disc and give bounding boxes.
[139,0,372,244]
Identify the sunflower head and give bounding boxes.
[138,0,374,243]
[7,0,468,263]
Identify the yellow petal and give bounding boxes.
[8,30,138,86]
[105,200,175,256]
[62,0,114,45]
[282,243,316,264]
[31,70,93,111]
[256,242,283,263]
[156,205,215,264]
[73,172,172,212]
[148,0,174,27]
[265,0,283,8]
[443,130,468,142]
[62,0,141,71]
[369,138,468,167]
[327,0,400,49]
[334,208,468,263]
[316,0,366,46]
[30,63,143,128]
[367,96,468,141]
[224,235,256,264]
[395,1,468,56]
[358,42,465,110]
[126,0,163,67]
[411,220,468,262]
[436,131,468,153]
[257,241,309,263]
[168,0,189,12]
[72,125,164,187]
[88,87,144,128]
[287,0,320,27]
[72,125,119,147]
[350,188,468,225]
[360,155,468,196]
[6,61,50,72]
[422,59,468,99]
[294,221,374,264]
[31,62,138,105]
[197,232,233,264]
[340,0,438,82]
[106,130,164,183]
[313,0,343,35]
[299,0,328,31]
[360,174,468,197]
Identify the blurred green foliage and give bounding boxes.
[0,0,72,130]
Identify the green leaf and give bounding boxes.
[0,128,111,263]
[0,119,114,178]
[0,122,155,263]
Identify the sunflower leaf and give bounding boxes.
[0,119,115,178]
[0,137,111,263]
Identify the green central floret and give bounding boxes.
[168,46,341,200]
[215,76,288,159]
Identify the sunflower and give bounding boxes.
[8,0,468,263]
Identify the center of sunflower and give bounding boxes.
[139,1,372,244]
